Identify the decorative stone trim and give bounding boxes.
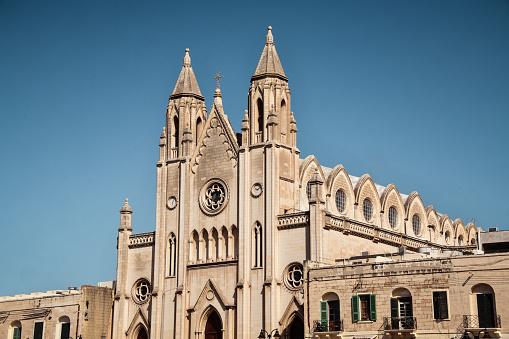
[277,212,309,230]
[198,178,229,216]
[129,232,155,248]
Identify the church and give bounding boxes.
[110,26,502,339]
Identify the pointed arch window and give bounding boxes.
[253,222,263,267]
[257,98,264,142]
[173,116,179,148]
[196,117,202,145]
[280,99,287,137]
[169,233,176,276]
[363,199,373,222]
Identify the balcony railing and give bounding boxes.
[382,317,418,330]
[313,319,344,332]
[463,315,501,329]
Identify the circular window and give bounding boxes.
[132,279,151,304]
[445,231,451,243]
[412,214,421,236]
[363,199,373,222]
[199,178,229,215]
[335,190,346,213]
[284,263,304,291]
[388,206,398,229]
[306,181,312,200]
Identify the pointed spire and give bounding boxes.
[252,26,287,81]
[171,48,204,100]
[119,198,133,214]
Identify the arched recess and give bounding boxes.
[230,225,238,259]
[132,324,148,339]
[390,288,413,329]
[279,297,304,339]
[426,206,440,244]
[453,219,467,246]
[190,230,199,263]
[257,98,264,138]
[466,223,477,246]
[354,174,382,225]
[299,155,326,207]
[440,215,454,246]
[168,233,177,276]
[211,228,219,261]
[286,314,304,339]
[253,222,263,268]
[8,320,22,339]
[380,184,405,231]
[198,306,224,339]
[404,192,428,238]
[280,97,288,139]
[201,229,210,261]
[470,284,497,328]
[56,316,71,339]
[173,115,179,148]
[326,165,355,218]
[196,117,203,145]
[220,226,229,259]
[319,292,340,332]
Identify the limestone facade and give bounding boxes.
[110,26,495,339]
[0,284,113,339]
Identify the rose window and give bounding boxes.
[199,179,229,215]
[284,263,304,291]
[132,279,151,304]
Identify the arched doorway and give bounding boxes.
[205,310,223,339]
[136,326,148,339]
[289,316,304,339]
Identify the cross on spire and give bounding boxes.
[213,71,224,89]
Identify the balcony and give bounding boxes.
[313,319,344,338]
[381,317,417,338]
[463,315,502,338]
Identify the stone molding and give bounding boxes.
[129,232,155,248]
[277,212,309,230]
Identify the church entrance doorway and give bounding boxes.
[289,316,304,339]
[205,310,223,339]
[136,327,148,339]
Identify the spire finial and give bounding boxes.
[213,71,224,89]
[183,48,191,66]
[120,198,133,214]
[266,26,273,44]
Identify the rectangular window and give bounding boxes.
[433,291,449,320]
[34,322,44,339]
[352,294,376,322]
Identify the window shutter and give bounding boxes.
[34,322,44,339]
[61,323,70,339]
[369,294,377,321]
[391,298,399,318]
[434,291,448,320]
[321,301,329,328]
[477,294,495,328]
[334,300,341,322]
[352,295,360,322]
[13,328,21,339]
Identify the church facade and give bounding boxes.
[111,27,482,339]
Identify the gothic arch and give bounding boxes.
[197,306,223,338]
[440,215,454,245]
[380,184,405,231]
[279,296,304,339]
[167,232,177,276]
[404,191,428,238]
[299,155,326,207]
[326,165,355,218]
[210,227,219,260]
[466,223,477,246]
[453,219,467,246]
[426,205,440,243]
[354,174,382,225]
[131,323,148,339]
[252,222,263,268]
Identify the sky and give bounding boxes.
[0,0,508,297]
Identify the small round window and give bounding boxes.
[363,199,373,222]
[388,206,398,229]
[412,214,421,236]
[284,263,304,291]
[335,190,346,213]
[132,279,151,304]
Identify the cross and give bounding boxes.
[213,71,224,89]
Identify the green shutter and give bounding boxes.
[321,301,329,328]
[13,328,21,339]
[352,295,360,322]
[370,294,377,321]
[477,294,495,328]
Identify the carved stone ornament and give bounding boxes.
[251,183,263,198]
[283,262,304,292]
[199,178,229,216]
[167,196,178,210]
[131,278,151,305]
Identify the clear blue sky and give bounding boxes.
[1,0,508,296]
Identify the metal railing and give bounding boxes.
[463,315,501,328]
[382,317,418,330]
[313,319,344,332]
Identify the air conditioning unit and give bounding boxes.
[398,247,406,254]
[488,227,499,232]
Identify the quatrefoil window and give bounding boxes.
[284,263,304,291]
[132,278,151,304]
[199,178,229,215]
